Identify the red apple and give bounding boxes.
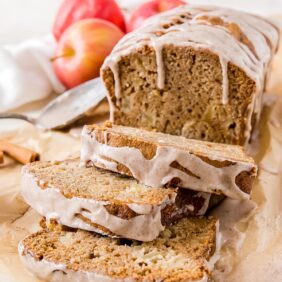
[53,18,124,89]
[127,0,186,32]
[127,1,159,32]
[159,0,186,12]
[53,0,126,41]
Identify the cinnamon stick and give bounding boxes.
[0,151,3,164]
[0,140,40,165]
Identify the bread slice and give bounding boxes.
[101,5,279,146]
[21,159,221,241]
[81,122,257,200]
[19,217,219,282]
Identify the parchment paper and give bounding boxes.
[0,31,281,282]
[0,124,80,282]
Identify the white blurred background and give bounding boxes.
[0,0,281,44]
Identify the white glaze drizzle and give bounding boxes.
[21,172,173,242]
[81,127,256,200]
[152,38,165,89]
[102,5,279,143]
[219,57,229,105]
[196,193,212,215]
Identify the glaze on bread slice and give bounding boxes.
[81,122,257,200]
[101,5,279,146]
[22,159,220,241]
[19,217,219,282]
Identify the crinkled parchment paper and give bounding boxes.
[0,122,81,282]
[0,33,281,282]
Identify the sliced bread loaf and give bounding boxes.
[21,159,220,241]
[101,5,279,145]
[19,217,219,282]
[81,122,257,200]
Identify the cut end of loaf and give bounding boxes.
[102,45,256,146]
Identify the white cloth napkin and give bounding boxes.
[0,35,65,113]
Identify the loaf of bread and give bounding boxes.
[21,159,221,241]
[19,217,218,282]
[81,122,257,200]
[101,5,279,145]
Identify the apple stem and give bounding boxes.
[50,53,69,62]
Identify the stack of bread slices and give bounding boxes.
[19,121,257,282]
[17,3,280,281]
